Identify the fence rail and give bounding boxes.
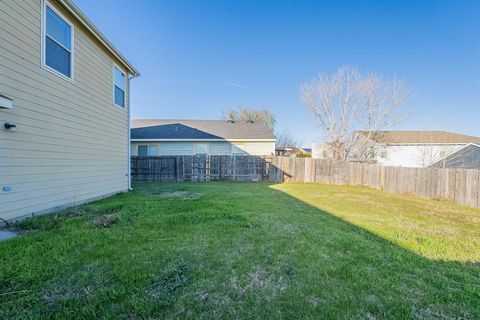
[269,157,480,208]
[131,156,480,208]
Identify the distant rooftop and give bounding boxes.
[358,131,480,145]
[131,119,276,140]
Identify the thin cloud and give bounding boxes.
[225,82,249,89]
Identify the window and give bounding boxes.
[380,148,387,158]
[138,145,148,156]
[148,145,158,156]
[114,66,126,107]
[42,2,73,79]
[195,143,208,155]
[138,145,158,156]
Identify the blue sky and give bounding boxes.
[76,0,479,146]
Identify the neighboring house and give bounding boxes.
[367,131,480,167]
[131,119,276,156]
[276,147,311,157]
[1,0,139,220]
[431,144,480,169]
[312,131,480,168]
[312,142,338,160]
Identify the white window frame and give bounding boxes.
[41,0,74,82]
[113,63,127,108]
[195,143,209,155]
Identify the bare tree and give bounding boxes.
[300,66,411,161]
[411,131,463,168]
[222,107,276,130]
[276,130,302,148]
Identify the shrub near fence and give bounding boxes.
[269,156,480,208]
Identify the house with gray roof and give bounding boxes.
[131,119,276,156]
[431,143,480,169]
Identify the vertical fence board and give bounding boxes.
[131,155,479,208]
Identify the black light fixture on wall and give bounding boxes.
[4,123,16,133]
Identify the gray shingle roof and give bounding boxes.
[358,131,480,144]
[431,144,480,169]
[131,119,276,140]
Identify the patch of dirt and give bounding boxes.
[230,266,288,302]
[307,295,322,307]
[92,214,118,228]
[151,191,203,200]
[41,263,111,308]
[283,223,299,234]
[148,263,189,303]
[412,304,472,320]
[230,191,254,197]
[0,218,9,229]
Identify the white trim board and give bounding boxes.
[131,139,276,142]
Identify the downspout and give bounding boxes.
[127,73,138,191]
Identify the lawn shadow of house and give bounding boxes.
[128,181,479,318]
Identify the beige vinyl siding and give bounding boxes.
[208,142,232,155]
[244,142,275,155]
[158,142,195,155]
[0,0,130,220]
[131,141,275,156]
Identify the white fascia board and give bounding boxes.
[131,139,277,142]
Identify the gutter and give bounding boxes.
[57,0,140,76]
[130,139,277,142]
[127,73,139,191]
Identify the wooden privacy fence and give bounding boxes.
[131,155,480,208]
[131,156,271,182]
[269,156,480,208]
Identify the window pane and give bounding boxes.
[46,36,71,77]
[115,86,125,107]
[196,143,208,155]
[115,68,125,90]
[148,145,158,156]
[46,7,71,50]
[138,145,148,156]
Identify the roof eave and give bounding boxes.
[131,138,277,142]
[58,0,140,76]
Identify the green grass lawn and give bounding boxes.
[1,183,479,319]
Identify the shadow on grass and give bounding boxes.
[1,182,479,319]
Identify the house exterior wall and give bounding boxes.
[131,141,275,156]
[375,144,465,167]
[0,0,131,220]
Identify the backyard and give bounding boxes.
[1,182,479,319]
